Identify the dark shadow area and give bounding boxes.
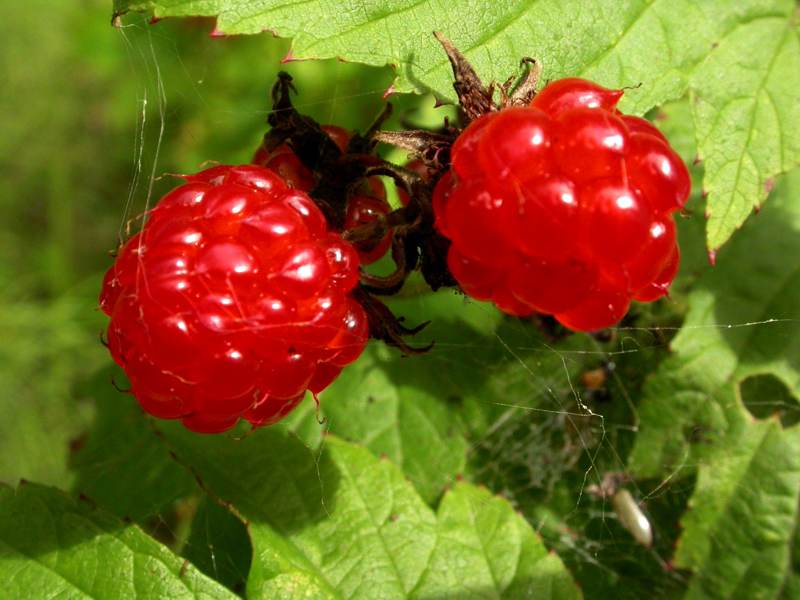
[70,366,197,523]
[707,196,800,378]
[741,374,800,427]
[552,472,696,600]
[183,497,252,596]
[152,417,341,539]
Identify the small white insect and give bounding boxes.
[612,488,653,547]
[588,472,654,547]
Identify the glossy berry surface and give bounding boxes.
[100,165,368,433]
[434,78,689,331]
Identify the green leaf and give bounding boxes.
[782,521,800,599]
[111,1,777,112]
[183,497,252,595]
[288,342,469,504]
[677,419,800,599]
[285,289,605,504]
[0,482,236,599]
[692,13,800,250]
[70,368,197,521]
[418,483,581,598]
[156,424,580,599]
[630,167,800,477]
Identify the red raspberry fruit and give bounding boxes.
[344,194,393,265]
[434,78,690,331]
[100,165,368,433]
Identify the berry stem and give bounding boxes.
[359,235,410,295]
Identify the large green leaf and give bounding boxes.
[678,418,800,599]
[692,13,800,250]
[156,424,581,599]
[0,482,236,599]
[111,0,775,111]
[419,482,580,598]
[113,0,799,248]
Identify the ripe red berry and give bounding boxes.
[478,107,553,179]
[321,124,350,153]
[100,165,368,433]
[344,194,393,265]
[252,144,315,191]
[434,78,689,331]
[554,108,629,182]
[625,133,691,212]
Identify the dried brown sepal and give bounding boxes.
[372,130,455,155]
[358,235,410,296]
[266,72,342,170]
[353,287,433,355]
[433,31,495,122]
[506,58,542,107]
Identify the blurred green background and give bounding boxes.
[0,0,418,489]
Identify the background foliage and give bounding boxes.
[1,1,798,598]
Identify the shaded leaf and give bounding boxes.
[156,424,580,599]
[0,288,104,488]
[630,168,800,476]
[70,368,196,521]
[678,419,800,599]
[0,482,236,599]
[183,497,252,596]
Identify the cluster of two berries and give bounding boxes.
[100,78,689,433]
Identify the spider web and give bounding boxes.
[107,17,797,599]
